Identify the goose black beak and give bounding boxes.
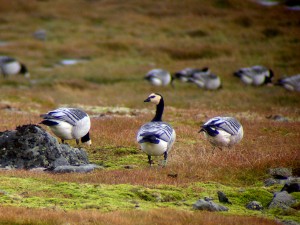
[144,98,151,102]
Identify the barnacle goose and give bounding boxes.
[173,67,210,83]
[276,74,300,92]
[199,117,243,149]
[0,56,30,78]
[234,65,273,86]
[136,93,176,166]
[40,108,91,146]
[188,73,222,90]
[144,69,172,86]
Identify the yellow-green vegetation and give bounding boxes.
[1,174,298,222]
[0,0,299,224]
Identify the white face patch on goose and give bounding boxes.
[148,93,161,105]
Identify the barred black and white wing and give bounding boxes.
[137,122,174,144]
[41,108,88,126]
[202,117,241,136]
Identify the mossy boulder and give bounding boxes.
[0,124,90,171]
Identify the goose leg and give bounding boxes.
[76,139,80,145]
[148,155,153,166]
[162,151,168,167]
[61,139,65,144]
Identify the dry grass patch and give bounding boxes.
[0,207,280,225]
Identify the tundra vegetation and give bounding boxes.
[0,0,299,224]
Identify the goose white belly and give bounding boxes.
[72,116,91,139]
[150,77,163,86]
[50,121,74,140]
[1,61,21,75]
[204,127,243,148]
[252,74,265,86]
[241,74,253,85]
[140,140,168,156]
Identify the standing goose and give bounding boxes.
[144,69,172,86]
[234,65,273,86]
[276,74,300,92]
[137,93,176,166]
[199,117,243,149]
[0,56,30,78]
[40,108,91,146]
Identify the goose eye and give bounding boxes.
[150,96,156,98]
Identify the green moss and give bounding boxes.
[0,176,299,222]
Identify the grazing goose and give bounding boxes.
[276,74,300,92]
[234,65,273,86]
[0,56,30,78]
[136,93,176,166]
[40,108,91,146]
[199,117,243,149]
[188,73,222,90]
[173,67,210,83]
[144,69,172,86]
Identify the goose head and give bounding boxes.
[144,93,162,105]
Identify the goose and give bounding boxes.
[40,108,91,146]
[0,56,30,78]
[234,65,273,86]
[276,74,300,92]
[136,93,176,166]
[199,116,243,149]
[144,69,172,86]
[188,73,222,90]
[173,67,210,83]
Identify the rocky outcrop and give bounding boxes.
[268,191,296,210]
[0,124,98,173]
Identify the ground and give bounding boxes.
[0,0,299,224]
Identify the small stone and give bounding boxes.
[281,220,300,225]
[52,164,101,173]
[246,201,263,210]
[264,178,281,187]
[193,199,228,211]
[124,165,137,169]
[217,191,232,204]
[167,173,178,178]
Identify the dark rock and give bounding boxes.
[268,191,296,209]
[246,201,263,210]
[193,199,228,211]
[0,124,91,171]
[268,168,292,179]
[281,177,300,193]
[217,191,232,204]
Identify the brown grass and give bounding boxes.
[0,207,280,225]
[0,0,300,223]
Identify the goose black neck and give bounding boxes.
[152,98,164,122]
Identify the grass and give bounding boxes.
[0,0,300,224]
